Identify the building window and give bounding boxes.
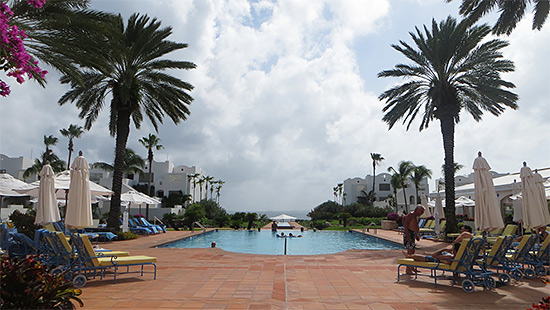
[409,195,415,204]
[379,183,391,191]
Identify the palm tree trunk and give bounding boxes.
[372,164,376,204]
[402,184,408,213]
[146,151,153,219]
[440,115,458,233]
[107,110,131,229]
[67,139,73,170]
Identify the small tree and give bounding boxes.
[183,204,205,231]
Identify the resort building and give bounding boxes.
[0,154,34,181]
[343,173,430,213]
[0,153,205,203]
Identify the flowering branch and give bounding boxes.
[0,0,47,96]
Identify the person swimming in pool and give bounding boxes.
[277,232,286,237]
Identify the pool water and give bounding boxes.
[157,230,402,255]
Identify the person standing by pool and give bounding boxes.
[403,206,425,274]
[271,221,278,232]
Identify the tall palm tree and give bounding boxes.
[58,13,195,229]
[390,174,401,213]
[411,165,432,206]
[440,162,465,175]
[187,173,200,202]
[214,180,225,203]
[91,148,144,179]
[59,124,84,169]
[370,153,384,202]
[333,186,338,203]
[203,176,214,200]
[196,177,205,202]
[23,135,65,178]
[378,17,518,232]
[337,183,344,205]
[448,0,549,35]
[388,161,414,213]
[139,133,163,219]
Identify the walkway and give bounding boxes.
[78,229,549,309]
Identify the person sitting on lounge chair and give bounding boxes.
[452,225,474,253]
[402,247,455,264]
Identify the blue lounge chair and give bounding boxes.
[136,217,166,233]
[397,238,495,292]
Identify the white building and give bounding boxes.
[0,154,34,181]
[343,173,430,213]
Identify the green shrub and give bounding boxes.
[9,210,40,239]
[1,255,83,309]
[115,231,139,240]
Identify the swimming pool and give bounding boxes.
[157,230,403,255]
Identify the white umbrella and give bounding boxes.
[473,152,504,232]
[65,153,93,229]
[521,163,550,229]
[0,172,30,210]
[15,171,112,198]
[420,195,432,218]
[511,179,523,223]
[34,164,61,225]
[271,214,297,222]
[120,190,161,205]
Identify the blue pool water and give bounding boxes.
[157,230,402,255]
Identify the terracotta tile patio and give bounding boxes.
[77,229,549,309]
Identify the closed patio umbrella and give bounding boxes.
[473,152,504,232]
[34,164,60,225]
[521,163,550,230]
[65,152,93,229]
[511,179,523,223]
[420,195,432,218]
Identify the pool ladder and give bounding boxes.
[364,223,377,234]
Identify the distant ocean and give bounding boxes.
[238,210,311,220]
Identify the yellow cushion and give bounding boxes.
[397,258,453,270]
[96,255,157,267]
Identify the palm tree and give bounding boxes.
[333,186,339,203]
[448,0,549,35]
[59,124,84,169]
[337,183,343,205]
[378,17,518,232]
[139,133,163,219]
[388,161,414,213]
[390,174,401,213]
[214,180,225,203]
[440,162,465,176]
[370,153,384,202]
[58,13,196,229]
[411,165,432,206]
[197,177,206,201]
[187,173,200,202]
[91,148,144,179]
[203,176,214,200]
[23,135,65,178]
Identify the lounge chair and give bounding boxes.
[506,234,546,278]
[132,218,161,233]
[486,224,518,243]
[477,235,523,282]
[419,220,445,235]
[136,217,166,233]
[121,219,152,235]
[397,237,495,292]
[71,234,157,284]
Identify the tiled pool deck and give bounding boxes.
[79,229,549,309]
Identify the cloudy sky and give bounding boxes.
[1,0,549,215]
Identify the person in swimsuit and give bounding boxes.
[402,206,425,274]
[403,247,455,264]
